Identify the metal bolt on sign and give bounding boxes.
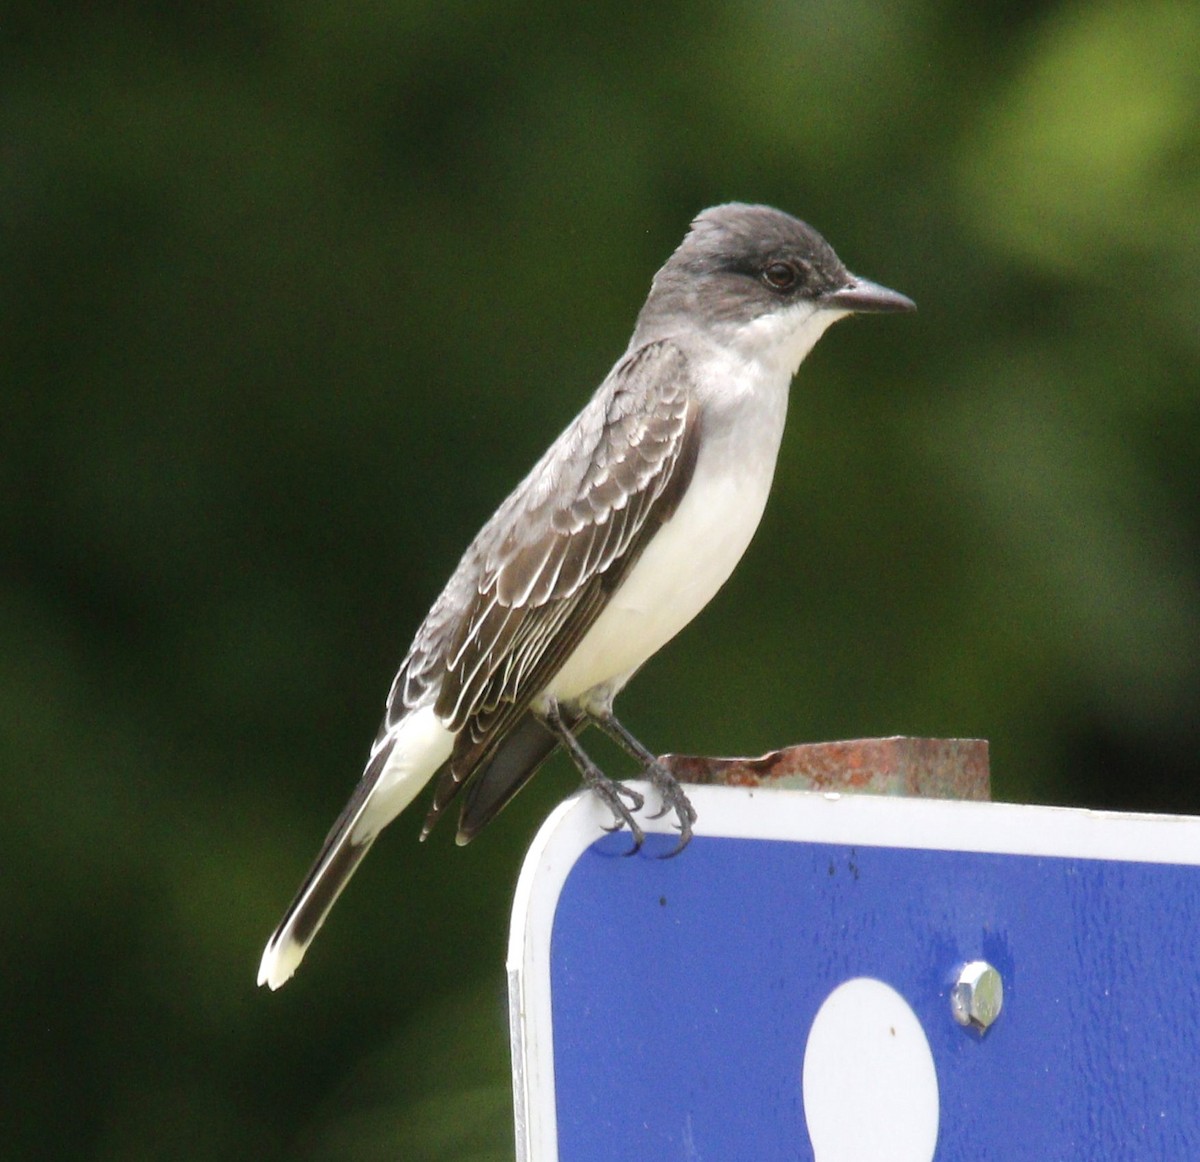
[950,960,1004,1032]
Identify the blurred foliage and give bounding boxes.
[2,0,1198,1156]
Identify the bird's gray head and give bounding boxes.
[633,203,913,371]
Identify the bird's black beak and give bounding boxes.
[822,276,915,314]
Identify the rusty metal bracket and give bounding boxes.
[659,736,990,802]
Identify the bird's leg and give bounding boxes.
[590,710,697,855]
[541,701,646,853]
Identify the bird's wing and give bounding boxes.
[403,338,702,837]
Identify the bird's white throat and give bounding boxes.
[720,299,849,380]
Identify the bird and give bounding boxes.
[257,203,914,989]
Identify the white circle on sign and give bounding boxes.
[802,977,939,1162]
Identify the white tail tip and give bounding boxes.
[257,935,304,990]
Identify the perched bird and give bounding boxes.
[258,203,914,989]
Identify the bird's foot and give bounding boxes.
[579,767,646,854]
[644,760,697,856]
[585,707,698,855]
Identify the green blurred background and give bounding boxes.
[4,0,1199,1156]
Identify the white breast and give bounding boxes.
[544,350,792,705]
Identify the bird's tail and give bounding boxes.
[256,740,394,990]
[257,702,456,989]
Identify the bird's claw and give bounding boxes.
[646,760,697,857]
[577,752,694,857]
[589,777,646,854]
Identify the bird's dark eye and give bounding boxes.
[762,261,799,291]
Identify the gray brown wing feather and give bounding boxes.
[376,339,701,836]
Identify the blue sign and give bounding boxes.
[508,787,1200,1160]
